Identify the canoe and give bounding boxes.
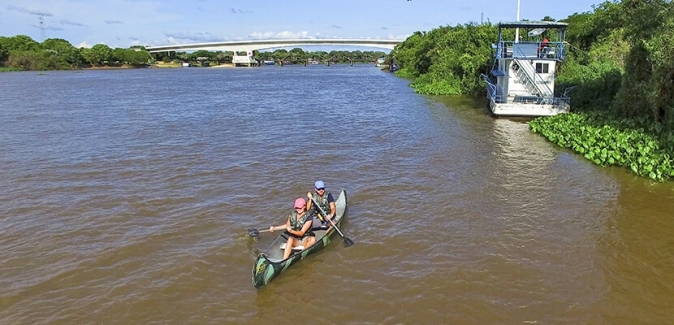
[252,189,347,288]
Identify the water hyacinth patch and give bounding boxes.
[529,113,674,182]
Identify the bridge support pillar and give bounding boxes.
[232,50,258,67]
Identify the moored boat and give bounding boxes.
[252,189,348,288]
[481,21,574,117]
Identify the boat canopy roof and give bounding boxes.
[498,21,569,29]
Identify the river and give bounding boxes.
[0,65,672,324]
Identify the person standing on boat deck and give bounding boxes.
[539,38,550,58]
[269,197,316,259]
[307,180,336,228]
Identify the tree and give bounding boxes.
[391,23,496,95]
[0,35,40,53]
[256,51,273,62]
[107,47,151,66]
[272,49,288,62]
[215,51,233,63]
[112,47,128,64]
[190,50,213,61]
[278,48,303,64]
[81,44,113,66]
[42,38,81,67]
[6,50,69,70]
[125,49,151,65]
[0,41,8,64]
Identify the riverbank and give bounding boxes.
[0,62,240,71]
[209,63,235,68]
[82,64,146,70]
[150,62,236,68]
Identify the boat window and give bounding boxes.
[535,63,549,73]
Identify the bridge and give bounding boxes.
[145,38,403,66]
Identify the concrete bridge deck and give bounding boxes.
[145,38,402,53]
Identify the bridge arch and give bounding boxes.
[145,39,402,53]
[146,39,402,67]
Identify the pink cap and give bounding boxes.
[294,198,306,209]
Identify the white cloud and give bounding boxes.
[7,5,52,16]
[60,19,86,27]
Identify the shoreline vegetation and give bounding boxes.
[389,0,674,182]
[0,36,386,72]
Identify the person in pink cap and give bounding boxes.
[269,197,316,259]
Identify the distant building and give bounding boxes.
[375,57,385,67]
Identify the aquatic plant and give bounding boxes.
[530,113,674,182]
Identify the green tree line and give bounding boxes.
[0,34,386,70]
[0,35,152,71]
[255,48,385,64]
[160,48,386,66]
[390,0,674,181]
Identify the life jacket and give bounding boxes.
[313,192,331,219]
[289,210,310,232]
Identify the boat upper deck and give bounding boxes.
[498,21,569,29]
[495,21,569,61]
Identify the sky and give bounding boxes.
[1,0,602,50]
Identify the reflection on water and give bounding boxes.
[0,67,673,324]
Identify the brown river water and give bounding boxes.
[0,66,673,324]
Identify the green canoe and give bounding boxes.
[252,189,348,288]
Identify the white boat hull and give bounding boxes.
[489,99,569,117]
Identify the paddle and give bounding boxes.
[310,196,354,247]
[247,228,273,238]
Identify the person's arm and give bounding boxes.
[328,201,336,220]
[327,193,336,220]
[306,192,313,209]
[306,192,321,219]
[269,217,290,232]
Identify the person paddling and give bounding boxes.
[269,198,316,259]
[307,180,336,228]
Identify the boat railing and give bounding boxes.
[496,41,566,60]
[481,74,507,104]
[554,95,571,110]
[482,74,571,108]
[481,74,496,96]
[562,86,577,97]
